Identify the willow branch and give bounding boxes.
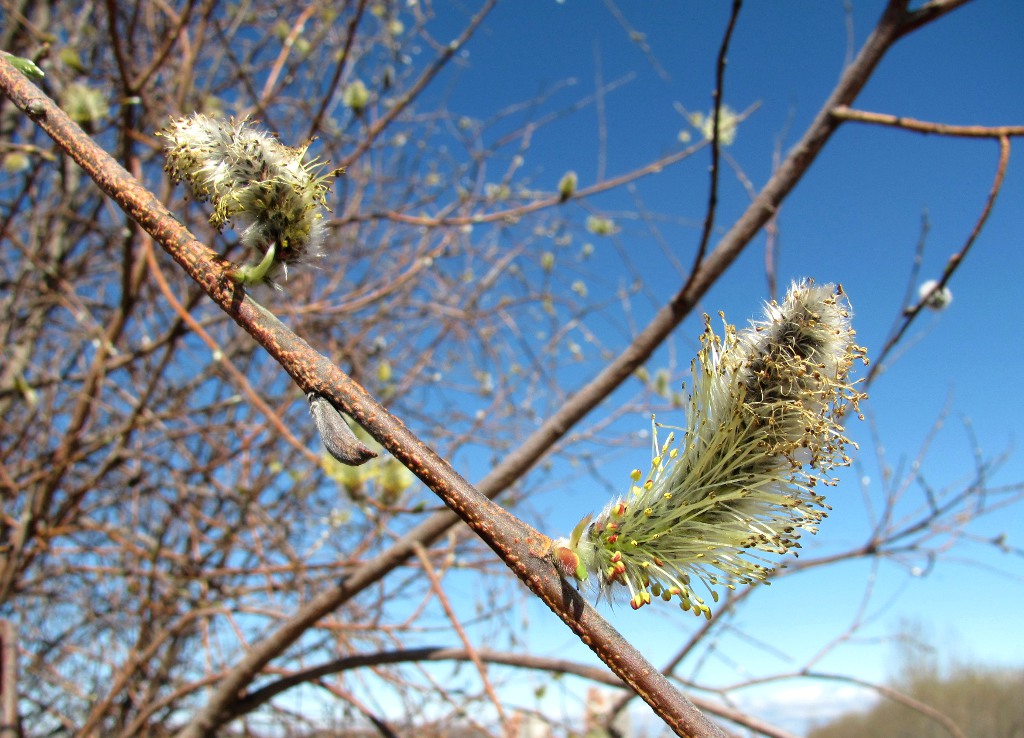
[0,0,971,732]
[0,59,724,738]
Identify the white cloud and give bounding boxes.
[734,680,878,735]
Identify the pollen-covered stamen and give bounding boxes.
[550,280,866,618]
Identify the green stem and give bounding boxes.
[231,241,278,285]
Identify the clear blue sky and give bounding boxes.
[416,1,1023,732]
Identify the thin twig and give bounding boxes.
[686,0,743,282]
[348,141,705,228]
[412,543,508,728]
[230,646,798,738]
[832,105,1024,138]
[307,0,370,140]
[141,236,321,465]
[338,0,499,170]
[255,5,318,108]
[867,136,1010,384]
[0,620,18,738]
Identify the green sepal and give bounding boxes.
[573,559,589,582]
[231,241,278,285]
[3,52,44,80]
[569,513,592,549]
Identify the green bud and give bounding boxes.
[343,79,370,114]
[557,170,577,201]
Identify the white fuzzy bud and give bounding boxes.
[160,114,334,285]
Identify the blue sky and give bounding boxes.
[408,1,1024,732]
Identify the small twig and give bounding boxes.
[0,620,18,738]
[338,0,498,170]
[348,141,705,228]
[142,237,322,466]
[602,0,672,82]
[255,5,318,109]
[897,0,974,38]
[867,136,1010,384]
[763,103,795,300]
[802,671,968,738]
[412,542,508,729]
[686,0,743,282]
[831,105,1024,138]
[307,0,370,140]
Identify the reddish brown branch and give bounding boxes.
[413,543,507,727]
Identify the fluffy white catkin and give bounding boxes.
[160,114,332,285]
